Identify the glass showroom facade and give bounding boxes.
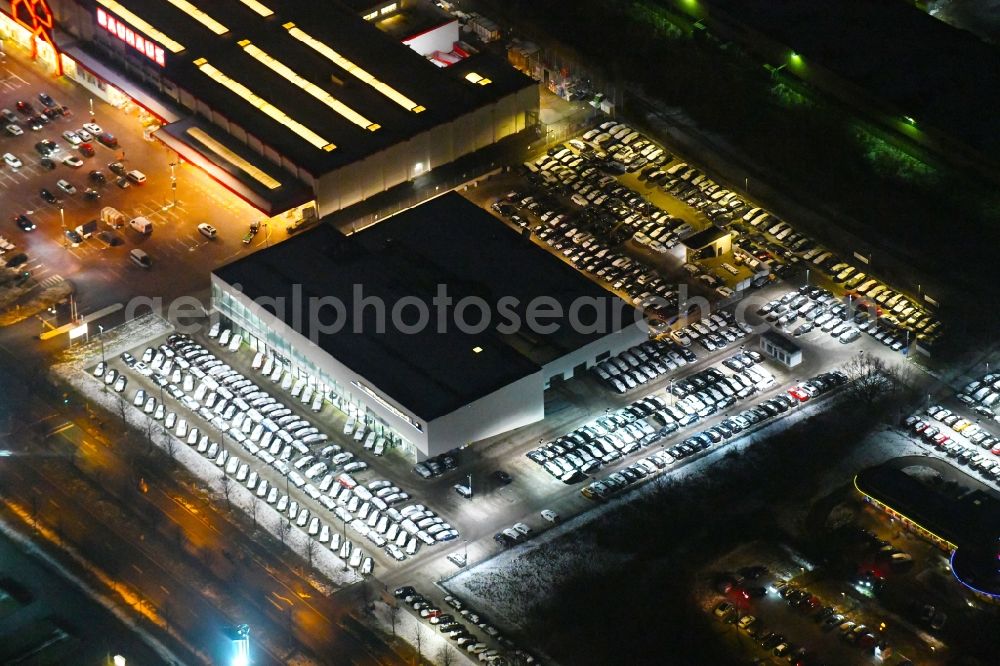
[212,282,415,460]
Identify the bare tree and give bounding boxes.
[117,394,129,424]
[276,516,290,545]
[249,497,260,529]
[220,472,232,510]
[143,417,157,455]
[389,602,400,638]
[843,352,893,405]
[438,644,455,666]
[162,427,178,461]
[303,536,317,569]
[413,621,423,663]
[360,581,373,615]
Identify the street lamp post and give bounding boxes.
[168,161,177,206]
[341,519,348,572]
[99,325,106,391]
[467,473,472,498]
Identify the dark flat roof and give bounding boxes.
[88,0,532,175]
[214,193,638,420]
[761,330,800,355]
[856,457,1000,596]
[683,226,729,249]
[857,457,1000,546]
[703,0,1000,156]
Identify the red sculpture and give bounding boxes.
[11,0,62,75]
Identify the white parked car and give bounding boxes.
[3,153,22,168]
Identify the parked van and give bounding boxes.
[129,248,151,268]
[126,169,146,184]
[130,216,153,234]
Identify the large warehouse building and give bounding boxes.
[0,0,536,217]
[211,193,647,460]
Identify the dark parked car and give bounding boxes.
[65,229,83,244]
[13,214,35,231]
[40,188,58,204]
[89,170,106,183]
[5,252,28,267]
[491,470,513,485]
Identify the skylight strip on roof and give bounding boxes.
[240,41,380,131]
[283,23,425,114]
[96,0,185,52]
[238,0,273,17]
[194,59,335,151]
[165,0,228,35]
[186,127,282,189]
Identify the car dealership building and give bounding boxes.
[212,193,647,460]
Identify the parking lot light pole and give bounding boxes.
[98,325,106,391]
[341,520,348,572]
[467,473,472,498]
[169,162,177,207]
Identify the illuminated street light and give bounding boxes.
[789,51,802,66]
[228,624,250,666]
[113,656,127,666]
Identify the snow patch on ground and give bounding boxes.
[371,599,480,666]
[57,312,173,367]
[442,393,919,644]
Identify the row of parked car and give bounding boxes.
[583,369,848,501]
[575,122,790,293]
[532,355,773,496]
[714,577,885,665]
[592,335,697,394]
[956,373,1000,419]
[527,392,688,485]
[393,586,537,664]
[103,329,456,569]
[508,123,723,311]
[667,309,755,352]
[758,286,862,345]
[725,197,941,352]
[503,183,689,312]
[908,406,1000,482]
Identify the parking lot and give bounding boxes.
[471,118,941,359]
[0,52,261,323]
[91,326,472,580]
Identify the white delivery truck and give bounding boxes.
[130,216,153,234]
